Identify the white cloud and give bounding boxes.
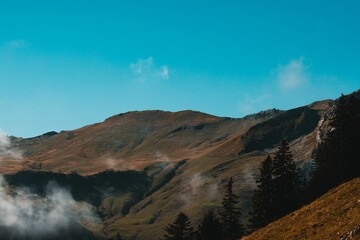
[179,172,219,209]
[130,57,170,82]
[130,57,154,75]
[277,58,308,90]
[0,130,22,159]
[0,177,99,237]
[6,40,28,49]
[160,65,169,80]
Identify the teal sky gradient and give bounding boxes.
[0,1,359,137]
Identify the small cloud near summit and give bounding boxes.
[277,57,309,90]
[131,57,154,75]
[130,57,170,82]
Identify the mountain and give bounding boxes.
[241,177,360,240]
[1,93,350,239]
[9,110,272,174]
[10,100,330,175]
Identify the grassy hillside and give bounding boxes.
[9,103,328,175]
[2,99,334,239]
[242,178,360,240]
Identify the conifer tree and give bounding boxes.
[163,212,194,240]
[271,139,301,219]
[196,210,223,240]
[323,94,360,181]
[114,233,123,240]
[308,142,335,197]
[249,155,274,230]
[310,93,360,199]
[220,177,244,240]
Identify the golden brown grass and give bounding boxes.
[242,178,360,240]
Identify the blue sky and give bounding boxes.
[0,1,359,137]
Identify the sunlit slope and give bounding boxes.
[12,110,264,174]
[11,100,329,176]
[242,178,360,240]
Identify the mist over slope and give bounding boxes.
[0,175,99,240]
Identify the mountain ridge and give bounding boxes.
[3,92,358,239]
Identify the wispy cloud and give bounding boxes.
[0,177,99,238]
[160,65,169,80]
[0,130,22,159]
[130,57,154,75]
[179,172,219,210]
[5,39,29,49]
[130,57,170,82]
[276,57,308,90]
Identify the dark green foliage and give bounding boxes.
[0,222,97,240]
[310,93,360,199]
[114,233,123,240]
[249,155,274,230]
[271,139,301,219]
[220,177,244,240]
[4,170,151,208]
[163,212,194,240]
[196,211,223,240]
[249,140,301,231]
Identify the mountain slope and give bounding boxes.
[11,110,268,175]
[2,96,340,239]
[10,99,330,176]
[242,177,360,240]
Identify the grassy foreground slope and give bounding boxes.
[242,178,360,240]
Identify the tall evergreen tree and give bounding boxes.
[220,177,244,240]
[249,155,274,230]
[310,93,360,199]
[271,139,301,219]
[114,233,123,240]
[163,212,194,240]
[196,210,223,240]
[308,141,335,197]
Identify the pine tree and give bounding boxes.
[271,139,301,219]
[310,93,360,199]
[220,177,244,240]
[196,210,223,240]
[114,233,123,240]
[249,155,274,230]
[308,141,335,197]
[163,212,194,240]
[327,94,360,181]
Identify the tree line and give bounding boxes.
[160,92,360,240]
[162,176,243,240]
[162,139,301,240]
